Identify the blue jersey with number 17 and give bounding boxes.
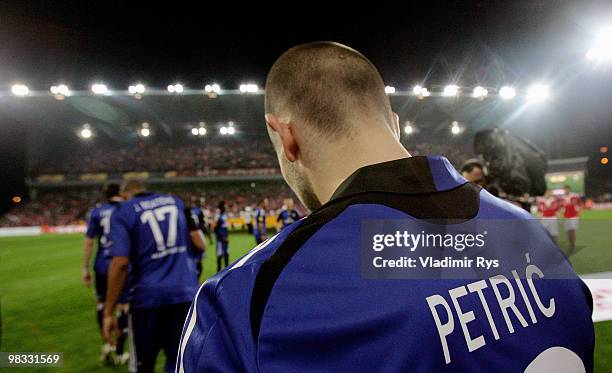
[107,192,197,308]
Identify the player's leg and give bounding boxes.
[216,239,223,272]
[94,272,107,333]
[161,302,191,373]
[565,218,579,253]
[130,306,163,373]
[94,272,115,364]
[195,260,203,280]
[223,240,229,268]
[115,303,130,365]
[541,218,558,244]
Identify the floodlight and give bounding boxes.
[526,83,550,103]
[80,126,93,139]
[129,83,145,94]
[472,86,488,98]
[11,84,29,96]
[499,86,516,100]
[168,84,183,93]
[91,84,108,95]
[443,85,459,97]
[385,86,396,94]
[586,27,612,62]
[205,83,221,93]
[239,83,258,93]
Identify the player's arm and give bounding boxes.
[185,207,206,252]
[82,211,98,287]
[177,283,242,372]
[82,238,95,287]
[102,210,131,343]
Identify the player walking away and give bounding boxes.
[178,42,594,372]
[82,183,130,365]
[189,197,211,281]
[253,198,268,244]
[277,198,301,230]
[214,201,230,272]
[537,189,559,244]
[103,179,205,373]
[562,185,582,254]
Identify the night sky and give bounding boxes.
[1,1,611,213]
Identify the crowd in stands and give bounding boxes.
[3,136,473,227]
[32,138,279,176]
[31,137,470,176]
[0,182,302,228]
[0,191,92,227]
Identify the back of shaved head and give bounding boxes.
[265,42,393,137]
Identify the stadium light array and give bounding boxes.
[239,83,259,93]
[526,83,550,103]
[204,83,221,94]
[472,86,488,99]
[385,86,396,94]
[586,27,612,63]
[168,83,184,93]
[129,83,146,95]
[11,84,29,96]
[451,121,462,135]
[80,124,93,139]
[192,122,207,136]
[139,122,151,137]
[499,86,516,100]
[404,122,414,135]
[50,84,71,96]
[443,85,459,97]
[220,121,236,135]
[91,84,108,95]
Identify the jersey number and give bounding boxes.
[140,205,179,251]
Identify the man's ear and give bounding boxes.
[392,112,401,139]
[265,114,299,162]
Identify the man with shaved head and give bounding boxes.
[178,42,593,372]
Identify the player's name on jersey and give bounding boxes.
[426,262,555,365]
[134,195,176,212]
[372,256,499,269]
[151,245,187,259]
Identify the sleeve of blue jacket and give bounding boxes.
[177,281,242,372]
[176,224,301,373]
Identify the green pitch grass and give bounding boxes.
[1,210,611,372]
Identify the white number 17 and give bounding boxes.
[140,205,179,251]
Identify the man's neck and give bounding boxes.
[308,132,410,206]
